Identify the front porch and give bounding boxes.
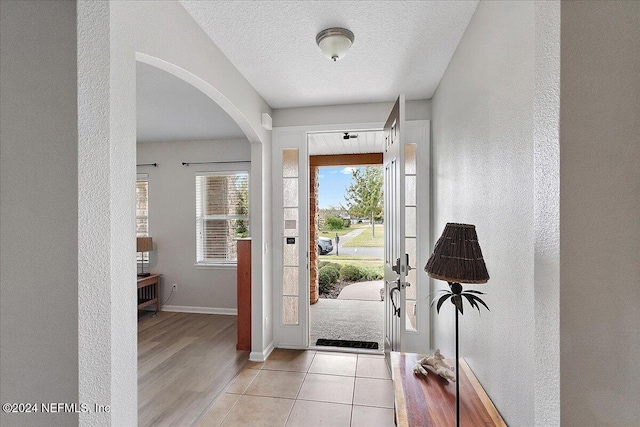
[310,281,384,351]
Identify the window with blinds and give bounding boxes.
[196,171,249,265]
[136,174,149,263]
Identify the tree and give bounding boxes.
[343,166,383,221]
[319,206,347,219]
[235,177,249,238]
[318,206,349,230]
[325,216,345,230]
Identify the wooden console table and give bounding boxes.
[391,352,505,426]
[137,274,162,314]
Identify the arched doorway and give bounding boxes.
[77,2,272,423]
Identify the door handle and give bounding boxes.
[405,253,414,272]
[386,278,401,290]
[386,279,401,318]
[393,255,414,275]
[391,257,401,274]
[390,287,401,317]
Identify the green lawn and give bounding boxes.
[318,224,370,239]
[343,225,384,247]
[318,254,381,265]
[318,228,353,239]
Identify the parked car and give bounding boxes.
[318,237,333,255]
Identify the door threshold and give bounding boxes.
[310,345,384,356]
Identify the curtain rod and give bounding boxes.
[136,163,158,167]
[182,161,250,166]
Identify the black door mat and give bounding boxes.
[315,339,379,350]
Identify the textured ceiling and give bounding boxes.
[136,61,245,143]
[308,131,384,156]
[180,0,478,109]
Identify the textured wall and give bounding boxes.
[533,1,561,425]
[137,139,251,311]
[431,2,535,425]
[77,1,139,424]
[0,1,79,426]
[130,1,271,147]
[125,0,273,359]
[74,0,274,422]
[560,2,640,426]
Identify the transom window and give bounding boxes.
[195,171,249,265]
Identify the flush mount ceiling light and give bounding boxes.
[316,27,355,62]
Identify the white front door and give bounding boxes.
[383,95,408,357]
[271,117,429,354]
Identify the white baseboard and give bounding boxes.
[249,341,274,362]
[161,305,238,316]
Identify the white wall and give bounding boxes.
[431,2,535,425]
[0,1,275,424]
[130,2,271,147]
[137,139,251,311]
[79,0,275,418]
[560,2,640,426]
[256,137,274,353]
[123,1,274,364]
[77,1,139,424]
[432,1,640,426]
[272,99,431,128]
[533,1,560,424]
[0,1,79,426]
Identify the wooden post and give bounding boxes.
[236,238,251,351]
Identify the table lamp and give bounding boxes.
[137,236,153,277]
[425,223,490,427]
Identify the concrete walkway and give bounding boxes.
[310,280,385,349]
[334,245,384,258]
[334,227,366,245]
[310,298,384,350]
[312,230,385,349]
[337,280,384,301]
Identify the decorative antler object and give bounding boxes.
[413,349,456,382]
[425,223,490,427]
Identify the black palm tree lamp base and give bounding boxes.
[425,223,490,427]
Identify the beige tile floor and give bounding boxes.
[198,350,395,427]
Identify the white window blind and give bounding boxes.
[136,174,149,263]
[136,175,149,237]
[196,171,249,265]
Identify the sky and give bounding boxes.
[317,166,364,210]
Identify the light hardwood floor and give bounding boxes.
[138,311,249,426]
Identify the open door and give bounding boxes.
[384,95,413,361]
[271,104,428,353]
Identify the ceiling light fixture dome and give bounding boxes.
[316,27,355,62]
